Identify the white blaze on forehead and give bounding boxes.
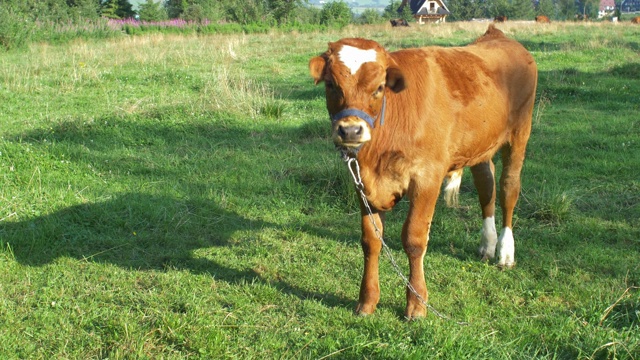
[337,45,378,75]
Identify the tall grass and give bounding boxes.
[0,15,330,51]
[0,22,638,358]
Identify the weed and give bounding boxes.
[526,187,574,224]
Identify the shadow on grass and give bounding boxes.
[2,109,360,310]
[1,194,251,268]
[0,192,354,310]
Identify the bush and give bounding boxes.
[182,4,206,22]
[319,0,353,28]
[199,23,243,34]
[225,0,273,24]
[0,6,35,50]
[358,9,384,24]
[138,0,168,22]
[383,0,412,21]
[291,4,322,25]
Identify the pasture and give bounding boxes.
[0,22,638,358]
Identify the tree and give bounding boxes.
[511,0,535,19]
[319,0,352,27]
[100,0,121,18]
[5,0,74,22]
[101,0,135,19]
[536,0,555,17]
[556,0,576,18]
[67,0,101,20]
[358,8,384,24]
[181,3,205,20]
[384,0,413,21]
[290,4,322,25]
[165,0,187,18]
[267,0,303,24]
[138,0,167,21]
[487,0,512,17]
[447,0,485,20]
[163,0,226,21]
[575,0,599,18]
[383,0,400,18]
[224,0,270,24]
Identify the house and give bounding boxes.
[398,0,451,24]
[599,0,616,17]
[621,0,640,11]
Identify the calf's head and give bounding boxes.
[309,38,406,153]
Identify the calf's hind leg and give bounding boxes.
[496,138,529,268]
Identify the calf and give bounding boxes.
[390,18,410,27]
[309,25,537,319]
[535,15,551,23]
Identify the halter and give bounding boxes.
[330,96,387,128]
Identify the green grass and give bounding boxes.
[0,22,639,358]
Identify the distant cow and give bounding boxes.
[494,15,507,22]
[309,25,538,319]
[535,15,551,23]
[390,18,410,27]
[631,16,640,24]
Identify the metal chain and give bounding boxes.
[346,158,468,325]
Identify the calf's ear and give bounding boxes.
[309,56,326,85]
[386,66,406,93]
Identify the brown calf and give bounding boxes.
[309,25,538,319]
[632,16,640,24]
[535,15,551,23]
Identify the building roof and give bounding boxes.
[399,0,450,16]
[415,6,451,16]
[600,0,615,10]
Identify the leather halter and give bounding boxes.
[330,96,387,128]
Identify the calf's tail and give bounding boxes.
[443,169,463,208]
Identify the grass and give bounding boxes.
[0,22,639,358]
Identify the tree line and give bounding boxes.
[0,0,325,24]
[0,0,614,50]
[445,0,606,21]
[0,0,608,24]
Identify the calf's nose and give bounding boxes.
[338,124,364,141]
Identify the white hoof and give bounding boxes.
[478,217,497,261]
[496,227,515,268]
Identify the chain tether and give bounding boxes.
[346,157,468,325]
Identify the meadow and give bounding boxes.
[0,21,638,358]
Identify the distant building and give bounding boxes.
[621,0,640,11]
[599,0,616,17]
[398,0,451,24]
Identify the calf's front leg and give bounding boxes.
[402,184,439,320]
[356,209,384,315]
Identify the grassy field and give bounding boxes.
[0,22,638,358]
